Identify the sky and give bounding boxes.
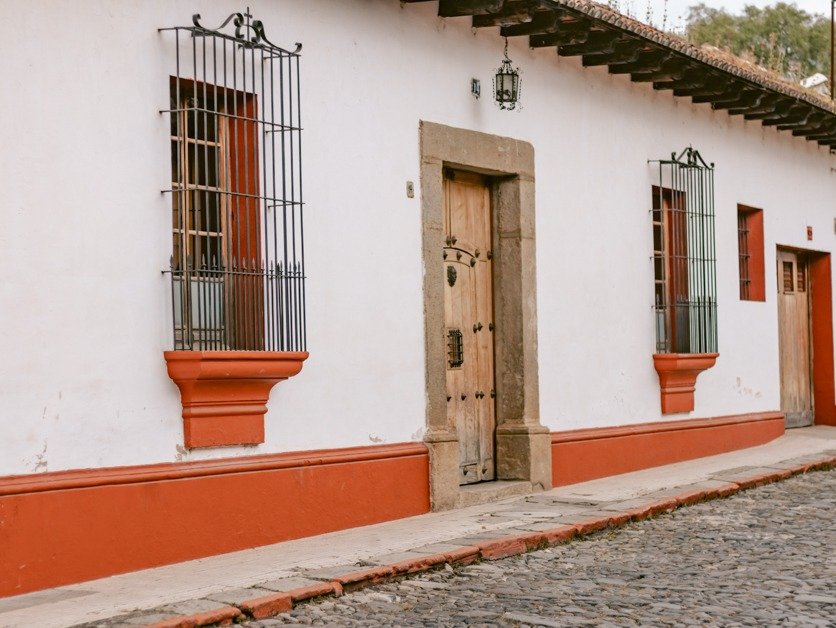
[631,0,830,31]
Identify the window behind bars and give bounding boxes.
[651,148,718,354]
[161,11,305,352]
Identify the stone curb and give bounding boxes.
[144,456,835,627]
[147,605,241,628]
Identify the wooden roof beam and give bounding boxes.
[500,10,561,36]
[529,19,593,48]
[763,105,815,127]
[727,93,782,116]
[580,39,647,67]
[777,111,828,132]
[438,0,504,18]
[711,89,763,111]
[471,1,547,28]
[797,120,836,138]
[673,76,733,98]
[653,67,704,91]
[659,68,726,96]
[558,30,623,57]
[608,49,671,74]
[629,56,687,82]
[743,98,795,120]
[691,84,749,104]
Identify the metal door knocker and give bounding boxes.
[447,265,457,287]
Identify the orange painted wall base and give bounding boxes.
[550,412,784,487]
[0,412,789,597]
[0,443,429,598]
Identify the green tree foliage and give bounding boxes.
[685,3,830,80]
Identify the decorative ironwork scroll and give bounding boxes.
[191,10,301,54]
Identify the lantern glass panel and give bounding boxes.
[495,72,513,102]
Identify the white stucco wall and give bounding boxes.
[1,0,834,475]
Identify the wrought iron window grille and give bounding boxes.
[447,328,464,368]
[650,147,718,355]
[738,211,751,300]
[160,10,305,352]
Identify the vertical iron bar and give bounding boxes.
[241,35,251,350]
[173,28,183,350]
[279,52,289,351]
[288,53,298,351]
[690,159,696,352]
[682,159,688,353]
[191,31,200,350]
[694,158,701,352]
[211,32,220,350]
[220,36,230,351]
[688,157,696,352]
[269,54,280,351]
[200,33,210,350]
[659,160,666,352]
[672,158,680,353]
[697,163,703,351]
[709,164,717,351]
[231,30,241,350]
[247,35,258,350]
[259,44,270,351]
[296,52,306,351]
[690,160,697,352]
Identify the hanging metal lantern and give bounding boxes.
[494,38,520,110]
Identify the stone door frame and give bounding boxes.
[420,121,552,511]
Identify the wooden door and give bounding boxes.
[777,250,814,428]
[443,170,495,485]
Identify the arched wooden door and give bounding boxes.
[443,170,496,484]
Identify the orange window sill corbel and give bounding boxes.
[164,351,308,448]
[653,353,719,415]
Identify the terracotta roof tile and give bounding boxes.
[556,0,836,114]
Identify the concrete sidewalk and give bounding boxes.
[1,426,834,628]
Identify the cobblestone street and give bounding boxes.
[260,471,834,627]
